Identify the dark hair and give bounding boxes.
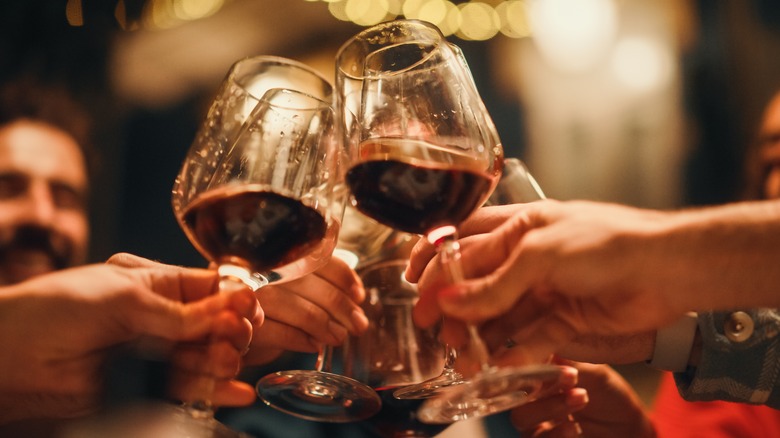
[0,77,97,180]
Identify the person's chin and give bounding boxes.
[0,250,58,284]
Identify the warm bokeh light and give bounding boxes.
[320,0,534,40]
[65,0,535,41]
[328,0,351,21]
[174,0,225,21]
[439,2,462,36]
[528,0,618,72]
[611,36,674,93]
[66,0,84,26]
[346,0,391,26]
[497,0,531,38]
[416,0,448,27]
[457,2,500,41]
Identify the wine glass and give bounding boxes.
[335,19,562,425]
[342,259,451,438]
[335,19,471,402]
[168,55,335,438]
[248,101,382,423]
[171,86,345,436]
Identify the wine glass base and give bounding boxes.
[256,370,382,423]
[392,369,466,400]
[417,364,563,424]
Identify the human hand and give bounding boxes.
[244,255,369,366]
[409,201,687,363]
[0,254,258,423]
[510,359,656,438]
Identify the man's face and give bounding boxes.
[0,120,89,285]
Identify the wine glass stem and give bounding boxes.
[314,344,334,373]
[437,235,492,372]
[187,275,253,419]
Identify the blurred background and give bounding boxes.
[3,0,780,434]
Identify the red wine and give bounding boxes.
[181,186,327,273]
[359,386,450,438]
[347,138,495,235]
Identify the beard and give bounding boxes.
[0,225,75,285]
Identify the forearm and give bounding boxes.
[644,199,780,312]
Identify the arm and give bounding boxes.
[410,199,780,363]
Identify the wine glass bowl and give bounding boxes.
[175,88,343,288]
[173,56,336,285]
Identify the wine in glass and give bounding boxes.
[336,19,563,425]
[343,259,451,438]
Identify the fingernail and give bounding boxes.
[565,388,589,409]
[559,366,579,386]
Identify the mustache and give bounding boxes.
[0,226,73,270]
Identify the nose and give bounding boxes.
[19,181,56,227]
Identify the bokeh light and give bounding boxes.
[527,0,618,72]
[611,36,674,93]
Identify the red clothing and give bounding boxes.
[652,372,780,437]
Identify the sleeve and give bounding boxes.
[673,308,780,408]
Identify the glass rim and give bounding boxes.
[335,19,447,81]
[229,55,333,102]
